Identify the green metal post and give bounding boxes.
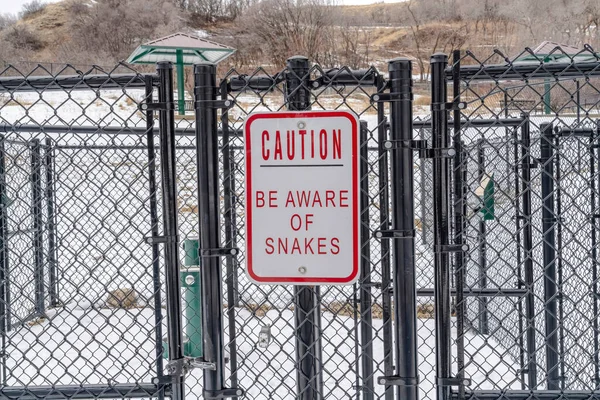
[182,238,202,358]
[176,49,186,115]
[544,56,551,115]
[163,237,203,359]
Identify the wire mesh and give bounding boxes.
[2,45,600,400]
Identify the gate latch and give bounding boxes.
[437,377,471,387]
[382,139,428,151]
[139,102,176,112]
[431,101,467,111]
[378,376,419,386]
[201,247,239,257]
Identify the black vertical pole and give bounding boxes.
[377,74,394,400]
[220,79,239,398]
[477,140,489,335]
[157,61,185,400]
[591,120,599,388]
[554,132,565,391]
[194,63,234,399]
[386,57,419,400]
[359,121,374,400]
[452,49,466,400]
[577,80,581,124]
[514,125,525,389]
[520,116,537,389]
[0,135,9,333]
[286,55,323,400]
[0,133,6,383]
[31,139,44,317]
[144,75,164,400]
[431,53,452,400]
[44,137,58,308]
[540,122,559,390]
[419,129,428,246]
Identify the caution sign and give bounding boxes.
[244,111,360,285]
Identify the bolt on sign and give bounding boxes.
[244,111,360,285]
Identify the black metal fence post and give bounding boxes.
[195,63,243,399]
[540,122,559,390]
[431,53,452,400]
[31,139,44,317]
[385,57,419,400]
[359,121,374,400]
[44,138,58,308]
[220,78,239,397]
[157,61,185,400]
[594,119,600,388]
[0,133,6,383]
[285,55,323,400]
[520,116,537,389]
[144,75,164,400]
[477,140,489,335]
[591,120,599,387]
[376,73,394,400]
[452,49,466,400]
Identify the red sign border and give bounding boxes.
[244,111,360,285]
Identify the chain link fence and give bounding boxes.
[1,45,600,400]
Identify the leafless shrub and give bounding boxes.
[1,25,44,51]
[0,14,17,31]
[19,0,47,19]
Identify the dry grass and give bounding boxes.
[27,317,47,326]
[414,95,432,106]
[180,205,198,213]
[18,1,74,47]
[417,303,434,319]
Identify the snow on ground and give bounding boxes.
[0,78,581,398]
[4,305,518,399]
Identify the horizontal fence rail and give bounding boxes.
[0,45,600,400]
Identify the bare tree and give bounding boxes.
[241,0,334,66]
[66,0,180,62]
[406,0,426,81]
[0,14,17,31]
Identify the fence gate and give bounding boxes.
[435,48,600,400]
[0,64,186,399]
[2,46,600,400]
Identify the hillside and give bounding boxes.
[1,0,599,75]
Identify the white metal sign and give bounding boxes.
[244,110,360,285]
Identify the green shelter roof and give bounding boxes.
[514,41,598,63]
[126,32,236,65]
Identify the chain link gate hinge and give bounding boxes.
[378,376,419,387]
[145,235,179,244]
[139,102,176,112]
[381,138,457,159]
[194,99,235,109]
[201,247,239,257]
[374,229,415,239]
[437,377,471,387]
[435,244,470,253]
[370,93,413,103]
[430,101,467,111]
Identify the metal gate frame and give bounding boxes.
[0,64,179,400]
[434,50,600,400]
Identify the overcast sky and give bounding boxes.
[3,0,405,16]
